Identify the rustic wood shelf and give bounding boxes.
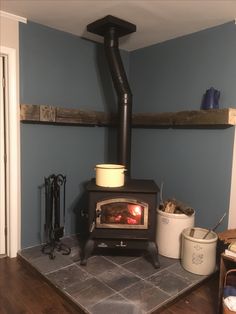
[20,104,116,126]
[20,104,236,128]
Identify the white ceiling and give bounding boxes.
[1,0,236,51]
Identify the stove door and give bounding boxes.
[96,198,148,229]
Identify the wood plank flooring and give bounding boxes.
[0,257,219,314]
[0,257,80,314]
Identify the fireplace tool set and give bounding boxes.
[42,174,71,259]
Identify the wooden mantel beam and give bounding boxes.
[20,104,236,128]
[20,104,116,126]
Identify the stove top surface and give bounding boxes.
[87,178,159,193]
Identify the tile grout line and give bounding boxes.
[102,254,143,266]
[44,260,77,275]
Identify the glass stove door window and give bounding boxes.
[100,202,145,226]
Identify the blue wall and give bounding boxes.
[130,22,236,113]
[20,22,129,247]
[20,20,236,247]
[130,22,236,229]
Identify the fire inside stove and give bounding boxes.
[96,198,148,229]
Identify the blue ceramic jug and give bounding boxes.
[201,87,220,109]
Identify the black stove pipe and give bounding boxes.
[104,27,132,176]
[87,16,136,177]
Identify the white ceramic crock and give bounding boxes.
[181,227,218,275]
[95,164,126,187]
[156,209,195,258]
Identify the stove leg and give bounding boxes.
[80,238,95,266]
[147,241,160,269]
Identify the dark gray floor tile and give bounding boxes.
[46,264,92,289]
[65,277,115,308]
[19,245,44,260]
[78,256,117,276]
[122,256,161,279]
[168,262,207,283]
[97,266,140,291]
[120,280,169,312]
[30,252,73,274]
[89,294,143,314]
[147,269,190,296]
[158,255,179,269]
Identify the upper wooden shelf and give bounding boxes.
[20,104,236,128]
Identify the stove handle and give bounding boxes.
[89,209,101,233]
[89,221,95,233]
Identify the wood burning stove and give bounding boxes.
[80,16,160,268]
[80,179,160,268]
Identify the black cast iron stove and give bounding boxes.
[81,16,160,268]
[80,178,160,267]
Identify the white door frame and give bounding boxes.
[0,55,6,254]
[0,45,21,257]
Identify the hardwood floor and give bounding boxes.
[0,257,80,314]
[0,257,219,314]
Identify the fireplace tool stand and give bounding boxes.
[42,174,71,259]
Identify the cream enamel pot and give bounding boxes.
[95,164,126,187]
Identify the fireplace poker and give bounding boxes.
[202,212,226,239]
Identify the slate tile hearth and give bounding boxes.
[18,235,208,314]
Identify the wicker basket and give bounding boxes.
[222,269,236,314]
